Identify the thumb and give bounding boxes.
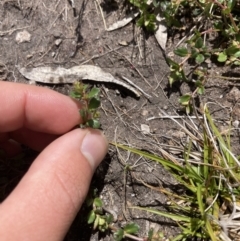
[0,128,108,241]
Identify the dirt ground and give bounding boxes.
[1,0,240,240]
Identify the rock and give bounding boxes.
[226,87,240,102]
[232,120,239,128]
[26,54,33,59]
[55,38,62,46]
[141,109,148,116]
[141,124,150,134]
[15,30,31,44]
[118,40,128,46]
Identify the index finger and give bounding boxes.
[0,81,81,134]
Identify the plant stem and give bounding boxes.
[211,0,239,32]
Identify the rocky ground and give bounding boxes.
[1,0,240,240]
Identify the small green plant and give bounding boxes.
[86,190,142,241]
[87,196,113,232]
[216,39,240,65]
[166,0,240,112]
[113,105,240,241]
[128,0,157,32]
[70,82,101,129]
[128,0,240,113]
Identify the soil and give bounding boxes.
[0,0,240,241]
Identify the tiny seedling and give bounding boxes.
[86,190,142,241]
[128,0,157,32]
[87,196,113,232]
[70,81,101,129]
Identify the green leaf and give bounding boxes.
[169,75,176,86]
[223,8,231,15]
[114,229,124,241]
[86,119,101,129]
[167,58,180,69]
[70,91,81,99]
[169,69,187,86]
[112,143,184,173]
[234,60,240,65]
[87,210,96,224]
[195,54,205,64]
[229,56,237,62]
[191,48,199,58]
[236,34,240,42]
[131,206,191,222]
[88,98,100,109]
[88,87,100,98]
[195,37,203,49]
[234,51,240,58]
[98,217,106,226]
[79,109,88,122]
[197,185,204,215]
[129,0,142,8]
[217,52,227,62]
[226,45,240,56]
[185,104,191,115]
[123,223,139,234]
[93,197,103,207]
[137,16,145,27]
[174,47,189,57]
[179,94,191,106]
[197,86,205,95]
[85,197,94,207]
[206,219,218,241]
[214,21,223,31]
[227,0,236,10]
[148,228,154,240]
[106,214,114,224]
[152,0,159,7]
[93,215,99,230]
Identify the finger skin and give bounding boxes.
[9,128,59,151]
[0,128,108,241]
[0,81,82,153]
[0,81,81,133]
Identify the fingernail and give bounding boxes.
[80,130,108,170]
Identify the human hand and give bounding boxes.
[0,81,108,241]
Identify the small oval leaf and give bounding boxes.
[114,229,124,241]
[93,214,99,230]
[217,52,227,62]
[195,54,205,64]
[123,223,140,234]
[174,47,189,57]
[98,217,106,226]
[195,37,203,49]
[88,87,100,98]
[87,210,96,224]
[179,94,191,106]
[88,98,100,109]
[226,45,240,55]
[86,119,101,129]
[93,197,103,207]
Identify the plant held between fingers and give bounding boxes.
[70,82,101,129]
